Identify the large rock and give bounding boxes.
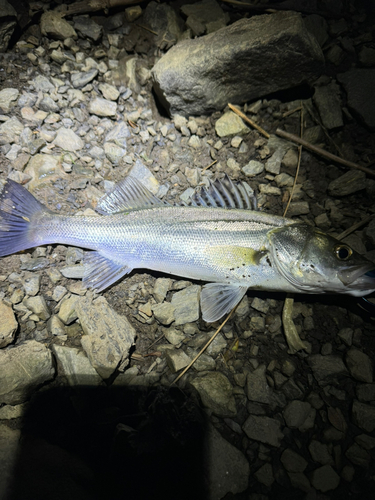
[152,11,323,116]
[0,340,55,404]
[0,300,17,348]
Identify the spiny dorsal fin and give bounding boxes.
[190,174,258,210]
[96,176,169,215]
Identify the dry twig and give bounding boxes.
[228,103,270,139]
[276,128,375,177]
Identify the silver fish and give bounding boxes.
[0,175,374,322]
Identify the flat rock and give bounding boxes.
[76,296,136,379]
[328,170,366,196]
[246,364,286,408]
[0,116,23,144]
[74,15,102,42]
[352,400,375,433]
[307,354,348,384]
[345,348,373,383]
[152,11,323,116]
[53,127,84,152]
[165,349,191,373]
[40,11,77,40]
[71,69,98,88]
[171,285,200,325]
[24,154,65,190]
[283,400,313,429]
[313,82,343,129]
[242,414,284,447]
[88,97,117,117]
[190,371,236,417]
[281,448,308,472]
[338,68,375,129]
[0,88,18,113]
[0,300,17,348]
[310,464,340,492]
[52,345,103,386]
[0,340,54,404]
[204,424,249,500]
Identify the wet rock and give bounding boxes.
[246,364,286,408]
[313,82,343,129]
[352,400,375,433]
[76,296,136,379]
[310,464,340,492]
[0,300,17,348]
[283,400,313,430]
[338,69,375,129]
[307,354,348,384]
[165,349,191,373]
[190,371,236,417]
[88,97,117,117]
[0,88,18,113]
[40,11,77,40]
[328,170,366,196]
[204,424,249,499]
[281,448,308,472]
[52,345,103,386]
[171,285,200,325]
[0,340,54,404]
[152,11,323,116]
[242,414,283,447]
[345,348,373,383]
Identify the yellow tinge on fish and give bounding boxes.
[0,175,374,322]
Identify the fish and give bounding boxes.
[0,175,374,322]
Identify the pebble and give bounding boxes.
[88,97,117,117]
[164,349,191,373]
[242,160,264,177]
[24,296,50,321]
[242,414,283,447]
[215,111,249,137]
[345,348,373,383]
[171,285,200,325]
[310,464,340,492]
[0,300,18,348]
[52,345,103,386]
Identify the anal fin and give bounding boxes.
[200,283,248,323]
[83,251,132,292]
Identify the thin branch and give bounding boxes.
[228,103,270,139]
[337,214,375,241]
[276,128,375,177]
[171,306,237,385]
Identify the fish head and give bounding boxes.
[267,224,375,296]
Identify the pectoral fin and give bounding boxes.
[83,251,132,292]
[201,283,248,323]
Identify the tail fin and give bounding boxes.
[0,179,50,257]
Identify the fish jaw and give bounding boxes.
[338,266,375,296]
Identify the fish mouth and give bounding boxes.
[338,264,375,288]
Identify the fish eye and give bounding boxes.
[334,244,353,261]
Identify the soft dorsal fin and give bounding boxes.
[96,176,169,215]
[190,174,258,210]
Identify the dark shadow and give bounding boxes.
[5,384,208,500]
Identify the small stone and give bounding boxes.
[310,465,340,492]
[352,400,375,433]
[265,148,284,175]
[345,348,373,383]
[153,278,172,302]
[171,285,200,325]
[307,354,348,384]
[255,463,274,487]
[88,97,117,117]
[52,345,103,385]
[242,160,264,177]
[283,400,312,429]
[71,69,99,88]
[309,440,334,465]
[165,349,191,373]
[164,328,185,345]
[53,127,84,152]
[281,448,308,472]
[22,273,41,296]
[356,383,375,402]
[215,111,249,137]
[0,88,19,113]
[58,296,79,325]
[152,302,176,325]
[48,315,66,336]
[242,414,283,447]
[246,364,286,408]
[0,301,17,348]
[345,443,371,468]
[24,296,50,321]
[231,136,243,148]
[191,371,237,417]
